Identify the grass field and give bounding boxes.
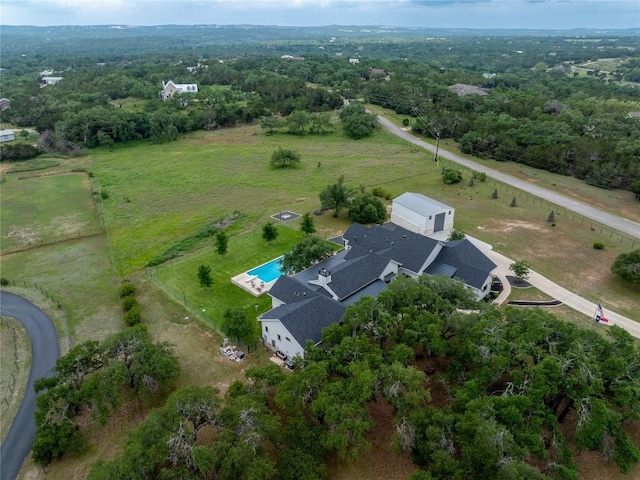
[151,224,306,333]
[89,124,639,320]
[0,316,30,443]
[0,236,121,343]
[0,173,102,252]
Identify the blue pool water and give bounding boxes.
[247,256,285,283]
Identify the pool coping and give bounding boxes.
[231,256,284,297]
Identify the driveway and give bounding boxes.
[0,291,59,480]
[377,115,640,241]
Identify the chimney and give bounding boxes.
[318,268,332,286]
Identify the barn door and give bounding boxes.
[434,213,445,232]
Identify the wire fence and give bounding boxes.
[1,229,104,255]
[145,266,260,355]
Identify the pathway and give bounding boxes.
[377,115,640,240]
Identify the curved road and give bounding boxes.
[377,115,640,240]
[0,291,59,480]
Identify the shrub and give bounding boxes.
[119,282,135,298]
[442,167,462,185]
[371,186,392,200]
[122,296,137,312]
[0,277,9,286]
[124,306,141,326]
[402,118,410,127]
[100,190,109,200]
[472,171,487,182]
[593,242,605,250]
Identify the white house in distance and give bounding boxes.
[41,76,64,86]
[0,129,16,143]
[159,81,198,100]
[257,193,496,361]
[391,192,455,236]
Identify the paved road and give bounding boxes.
[0,291,59,480]
[377,115,640,240]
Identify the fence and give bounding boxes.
[1,229,104,255]
[371,156,637,249]
[1,279,73,351]
[145,269,260,354]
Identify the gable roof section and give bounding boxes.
[393,192,452,216]
[260,296,345,346]
[343,223,439,273]
[327,253,391,300]
[432,239,497,289]
[268,275,317,304]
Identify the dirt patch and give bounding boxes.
[326,397,417,480]
[492,219,546,234]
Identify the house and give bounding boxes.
[449,83,489,97]
[41,76,63,86]
[0,98,11,111]
[258,216,496,360]
[368,67,390,81]
[391,192,454,236]
[159,80,198,100]
[0,129,16,143]
[349,58,360,65]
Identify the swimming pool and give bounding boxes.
[247,256,285,283]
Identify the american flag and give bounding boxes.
[594,302,610,324]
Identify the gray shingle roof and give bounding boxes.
[326,253,390,300]
[343,222,439,273]
[260,296,345,346]
[433,239,497,289]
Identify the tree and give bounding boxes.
[222,308,254,341]
[285,110,310,135]
[319,175,353,217]
[270,147,301,168]
[448,229,465,241]
[339,102,377,140]
[492,188,498,199]
[510,260,531,284]
[260,115,281,134]
[547,210,555,222]
[262,222,278,242]
[198,264,213,288]
[300,212,316,235]
[281,237,334,274]
[611,249,640,285]
[442,167,462,185]
[510,196,517,207]
[348,192,386,224]
[215,230,228,255]
[630,180,640,201]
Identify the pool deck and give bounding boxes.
[231,272,278,296]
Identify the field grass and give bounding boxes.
[151,224,306,334]
[90,124,639,320]
[0,236,122,343]
[0,316,30,443]
[0,173,102,252]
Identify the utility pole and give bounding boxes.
[434,132,440,165]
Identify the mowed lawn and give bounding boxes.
[0,173,101,252]
[151,225,306,334]
[92,125,639,321]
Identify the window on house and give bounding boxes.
[286,337,291,342]
[448,210,452,214]
[483,284,488,291]
[265,326,269,332]
[277,334,281,341]
[429,215,432,220]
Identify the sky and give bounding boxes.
[1,0,639,30]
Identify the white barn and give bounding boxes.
[41,76,63,85]
[159,80,198,100]
[391,192,454,237]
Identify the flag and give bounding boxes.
[594,302,610,325]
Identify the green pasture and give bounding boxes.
[0,173,102,252]
[90,124,639,320]
[0,236,121,343]
[151,225,306,334]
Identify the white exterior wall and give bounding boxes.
[475,275,493,300]
[391,202,429,235]
[261,319,305,359]
[391,199,455,237]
